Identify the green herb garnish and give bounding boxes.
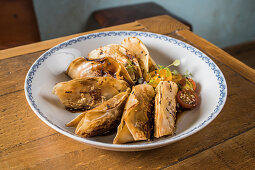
[172,69,179,75]
[147,59,181,85]
[126,59,136,73]
[158,65,171,76]
[147,71,153,84]
[157,59,180,76]
[183,71,192,78]
[148,78,155,84]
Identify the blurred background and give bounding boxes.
[0,0,254,50]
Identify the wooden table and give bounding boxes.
[0,15,254,169]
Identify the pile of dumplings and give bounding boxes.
[53,37,178,144]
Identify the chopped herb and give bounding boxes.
[183,71,192,78]
[165,67,171,76]
[148,59,181,85]
[148,78,155,84]
[172,70,179,75]
[158,65,171,77]
[148,71,152,79]
[158,65,164,69]
[126,59,136,74]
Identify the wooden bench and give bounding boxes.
[0,0,40,50]
[92,2,192,30]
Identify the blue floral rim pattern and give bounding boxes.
[25,31,227,148]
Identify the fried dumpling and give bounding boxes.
[66,57,121,79]
[121,37,157,82]
[106,44,142,81]
[113,84,155,144]
[66,88,131,137]
[53,77,129,111]
[88,45,142,83]
[154,81,178,138]
[66,57,134,85]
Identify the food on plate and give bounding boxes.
[113,84,155,144]
[177,89,199,109]
[66,57,134,85]
[88,44,142,83]
[53,36,201,144]
[176,76,199,109]
[66,57,121,79]
[106,44,142,81]
[66,88,131,137]
[53,77,129,111]
[171,72,183,83]
[154,81,178,138]
[147,60,180,88]
[179,77,197,91]
[121,37,157,82]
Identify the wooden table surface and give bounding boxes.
[0,15,254,169]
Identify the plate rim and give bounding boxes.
[24,31,227,151]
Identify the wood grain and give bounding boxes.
[0,51,45,96]
[137,15,189,34]
[176,29,255,84]
[0,58,254,169]
[224,40,255,69]
[165,128,255,170]
[0,22,144,60]
[0,90,56,151]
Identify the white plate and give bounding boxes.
[25,31,227,151]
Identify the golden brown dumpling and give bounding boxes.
[53,77,129,111]
[88,45,142,83]
[66,57,134,85]
[121,37,157,82]
[66,88,131,137]
[106,44,142,82]
[113,84,155,144]
[154,81,178,138]
[66,57,121,79]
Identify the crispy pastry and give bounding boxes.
[66,88,131,137]
[106,44,142,82]
[88,45,142,83]
[121,37,157,82]
[53,77,129,111]
[66,57,134,85]
[154,81,178,138]
[113,84,155,144]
